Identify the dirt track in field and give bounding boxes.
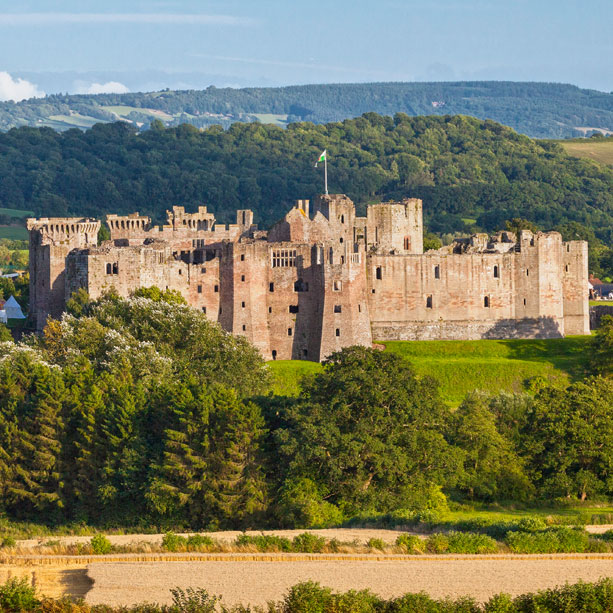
[86,557,613,607]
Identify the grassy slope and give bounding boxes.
[267,337,591,405]
[0,226,28,239]
[560,139,613,165]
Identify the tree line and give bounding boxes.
[0,289,612,530]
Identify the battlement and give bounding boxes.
[27,217,100,247]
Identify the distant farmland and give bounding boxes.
[559,138,613,166]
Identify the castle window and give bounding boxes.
[289,305,299,314]
[241,254,245,261]
[340,237,344,244]
[202,306,206,313]
[333,280,342,291]
[112,263,118,275]
[526,269,529,276]
[434,265,440,279]
[214,285,219,293]
[565,264,569,272]
[426,295,433,309]
[376,266,382,280]
[567,244,570,252]
[197,285,202,294]
[272,249,297,267]
[494,265,499,278]
[178,269,182,275]
[404,237,411,250]
[201,267,206,274]
[241,301,246,308]
[268,307,272,313]
[334,305,342,313]
[341,256,345,264]
[335,328,340,337]
[484,296,490,308]
[242,324,246,331]
[288,328,293,336]
[329,247,334,264]
[358,304,362,312]
[272,350,277,360]
[106,263,112,274]
[269,282,274,292]
[294,279,308,292]
[303,349,308,357]
[241,275,245,282]
[524,298,527,306]
[341,214,345,224]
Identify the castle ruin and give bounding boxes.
[27,194,589,360]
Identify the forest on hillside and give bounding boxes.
[1,81,613,137]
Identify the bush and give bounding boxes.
[0,578,39,612]
[0,535,16,549]
[282,581,332,613]
[366,538,386,550]
[292,532,326,553]
[505,527,589,554]
[235,533,292,552]
[186,534,214,551]
[395,533,425,554]
[425,533,449,554]
[161,532,187,552]
[447,532,499,555]
[90,534,113,555]
[170,586,220,612]
[516,516,547,532]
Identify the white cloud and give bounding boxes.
[0,13,256,26]
[0,72,45,102]
[84,81,130,95]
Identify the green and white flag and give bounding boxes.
[314,150,326,167]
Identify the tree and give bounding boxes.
[451,393,533,501]
[274,347,462,515]
[590,315,613,376]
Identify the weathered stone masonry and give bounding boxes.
[27,194,589,360]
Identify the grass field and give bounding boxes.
[267,337,591,405]
[0,226,28,239]
[559,138,613,165]
[0,207,34,217]
[253,113,289,126]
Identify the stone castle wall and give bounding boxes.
[27,193,589,360]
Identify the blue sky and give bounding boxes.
[0,0,611,99]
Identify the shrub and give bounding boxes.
[282,581,332,613]
[0,578,39,612]
[366,538,385,550]
[0,535,16,549]
[447,532,499,555]
[161,532,187,552]
[330,588,380,612]
[235,534,292,552]
[90,534,113,555]
[516,516,547,532]
[292,532,326,553]
[425,533,449,554]
[186,534,214,551]
[170,586,220,612]
[505,527,589,554]
[587,538,611,553]
[395,533,425,554]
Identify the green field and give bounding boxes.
[560,138,613,165]
[252,113,289,126]
[267,337,591,405]
[0,226,28,239]
[0,207,34,217]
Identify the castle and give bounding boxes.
[27,194,589,361]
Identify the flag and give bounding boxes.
[314,150,326,167]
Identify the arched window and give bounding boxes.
[434,265,440,279]
[494,265,499,278]
[484,296,490,308]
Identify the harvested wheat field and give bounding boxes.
[86,556,613,607]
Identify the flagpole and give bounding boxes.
[324,154,328,195]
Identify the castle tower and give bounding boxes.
[27,217,101,330]
[366,198,423,254]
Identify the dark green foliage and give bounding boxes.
[90,534,113,554]
[0,578,39,612]
[505,527,590,554]
[235,533,292,552]
[590,315,613,376]
[169,586,220,613]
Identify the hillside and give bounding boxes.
[2,81,613,138]
[559,136,613,166]
[2,114,613,246]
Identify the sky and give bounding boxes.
[0,0,611,101]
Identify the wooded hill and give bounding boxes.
[2,81,613,138]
